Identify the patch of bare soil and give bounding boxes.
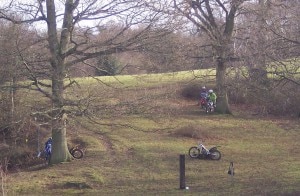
[170,125,221,141]
[62,182,92,189]
[49,181,92,190]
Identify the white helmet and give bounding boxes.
[202,86,206,89]
[208,89,213,93]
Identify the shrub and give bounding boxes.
[180,83,211,100]
[95,55,120,76]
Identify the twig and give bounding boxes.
[0,164,6,196]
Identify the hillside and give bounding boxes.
[2,72,300,195]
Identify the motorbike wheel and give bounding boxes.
[70,148,84,159]
[209,150,221,160]
[205,105,209,113]
[188,147,200,158]
[206,107,213,113]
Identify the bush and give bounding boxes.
[180,83,213,100]
[95,55,120,76]
[227,77,300,116]
[265,83,300,116]
[180,84,199,99]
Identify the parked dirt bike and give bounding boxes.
[188,142,221,160]
[69,146,84,159]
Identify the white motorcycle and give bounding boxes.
[188,142,221,160]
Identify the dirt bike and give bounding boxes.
[205,100,215,113]
[188,142,221,160]
[199,97,207,109]
[199,97,215,113]
[69,146,84,159]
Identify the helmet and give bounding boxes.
[202,86,206,89]
[208,89,213,93]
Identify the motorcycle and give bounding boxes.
[205,100,215,113]
[69,146,84,159]
[188,142,221,160]
[199,97,207,109]
[199,96,215,113]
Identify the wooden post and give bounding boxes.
[228,161,234,185]
[179,154,186,189]
[227,162,234,176]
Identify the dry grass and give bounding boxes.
[3,74,300,195]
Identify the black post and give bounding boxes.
[179,154,186,189]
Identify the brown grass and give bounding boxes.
[3,78,300,195]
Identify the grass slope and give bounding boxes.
[3,71,300,196]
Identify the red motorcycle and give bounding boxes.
[199,97,207,109]
[199,97,215,113]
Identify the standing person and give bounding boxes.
[44,137,52,160]
[207,89,217,107]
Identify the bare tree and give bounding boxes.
[0,21,33,144]
[227,0,300,115]
[171,0,246,114]
[265,0,300,115]
[143,0,247,113]
[0,0,166,164]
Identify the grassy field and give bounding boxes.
[2,71,300,195]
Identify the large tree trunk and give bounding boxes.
[212,1,242,115]
[215,57,231,114]
[46,0,73,164]
[51,109,72,164]
[213,24,234,114]
[50,62,72,164]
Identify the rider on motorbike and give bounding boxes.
[200,86,208,98]
[198,86,208,107]
[207,89,217,107]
